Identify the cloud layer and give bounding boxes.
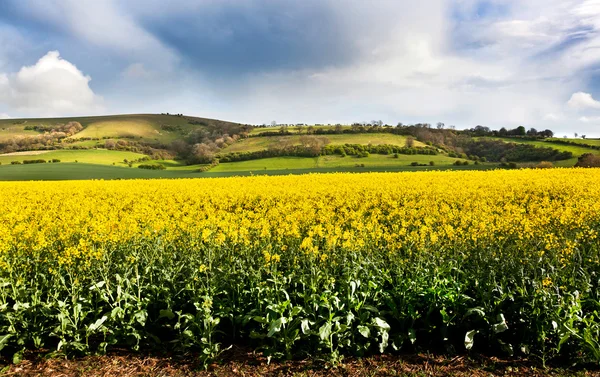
[0,51,102,116]
[0,0,599,136]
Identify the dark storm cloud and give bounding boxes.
[139,2,357,75]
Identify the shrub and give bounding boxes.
[138,164,166,170]
[453,160,463,166]
[52,159,60,163]
[22,159,46,164]
[536,161,554,169]
[463,161,469,165]
[575,153,600,168]
[11,161,22,165]
[429,161,435,166]
[411,162,419,166]
[508,162,518,169]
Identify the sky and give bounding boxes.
[1,0,600,136]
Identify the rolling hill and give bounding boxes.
[0,113,243,144]
[1,114,598,180]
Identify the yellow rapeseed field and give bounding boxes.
[1,169,599,364]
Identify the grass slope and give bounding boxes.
[0,157,491,181]
[0,163,199,181]
[0,114,242,144]
[211,154,466,172]
[548,138,600,146]
[0,149,147,165]
[481,137,600,167]
[222,133,424,153]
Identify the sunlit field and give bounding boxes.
[1,169,599,367]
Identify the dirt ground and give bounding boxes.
[2,348,599,377]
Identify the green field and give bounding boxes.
[548,138,600,147]
[249,125,354,135]
[211,154,467,172]
[0,163,200,180]
[485,137,600,156]
[0,127,40,142]
[222,133,424,153]
[0,155,489,181]
[0,149,147,165]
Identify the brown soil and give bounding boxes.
[1,348,598,377]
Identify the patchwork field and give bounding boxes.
[211,154,464,172]
[221,133,424,153]
[1,169,599,368]
[0,149,147,165]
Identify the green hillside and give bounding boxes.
[221,133,424,153]
[0,113,243,144]
[548,138,600,146]
[1,115,597,180]
[0,149,146,165]
[211,154,464,172]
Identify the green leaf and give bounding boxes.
[408,328,416,344]
[88,316,108,332]
[319,322,332,341]
[300,319,310,335]
[464,330,477,350]
[134,310,148,326]
[89,281,106,290]
[12,349,23,364]
[358,325,370,338]
[492,313,508,334]
[0,334,12,351]
[267,317,285,337]
[379,331,389,353]
[465,307,486,319]
[373,317,390,331]
[159,309,175,320]
[498,339,514,356]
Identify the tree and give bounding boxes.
[192,143,215,164]
[575,153,600,167]
[334,124,343,134]
[104,140,116,150]
[271,121,277,127]
[299,136,329,156]
[295,125,303,134]
[405,136,415,148]
[516,126,526,136]
[582,135,587,139]
[436,122,445,129]
[574,132,578,138]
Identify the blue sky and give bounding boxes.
[1,0,600,136]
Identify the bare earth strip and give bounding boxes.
[2,350,597,376]
[0,150,52,156]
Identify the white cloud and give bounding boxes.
[8,0,178,71]
[0,113,10,119]
[0,51,103,116]
[567,92,600,110]
[579,115,600,123]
